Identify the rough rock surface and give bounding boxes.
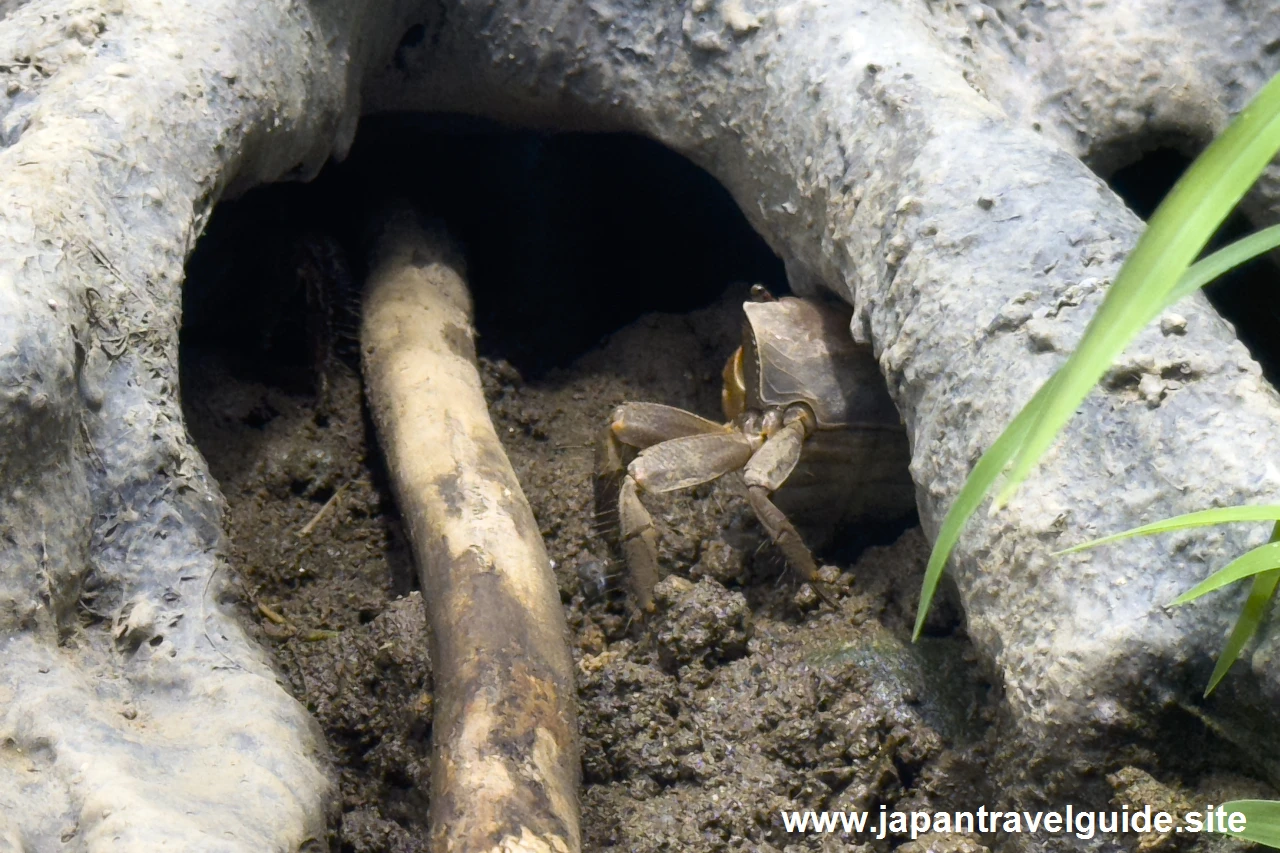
[0,1,395,848]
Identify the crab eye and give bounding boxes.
[721,346,747,420]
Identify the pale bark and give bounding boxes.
[361,211,579,853]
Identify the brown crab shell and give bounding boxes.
[740,297,901,430]
[741,297,916,538]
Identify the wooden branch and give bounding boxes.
[360,208,580,853]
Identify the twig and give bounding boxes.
[257,600,290,625]
[297,483,345,537]
[256,600,337,642]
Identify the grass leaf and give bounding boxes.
[913,379,1056,639]
[1054,506,1280,555]
[1057,519,1280,693]
[1169,541,1280,606]
[1201,521,1280,694]
[1162,223,1280,312]
[1219,801,1280,848]
[1204,568,1280,695]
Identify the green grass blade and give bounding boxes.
[1169,541,1280,606]
[1219,801,1280,848]
[993,71,1280,510]
[913,378,1056,640]
[1203,521,1280,695]
[1054,505,1280,555]
[1162,223,1280,312]
[1204,568,1280,695]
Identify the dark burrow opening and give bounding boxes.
[181,115,789,378]
[1107,146,1280,382]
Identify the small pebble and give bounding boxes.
[1138,374,1165,407]
[1159,313,1187,336]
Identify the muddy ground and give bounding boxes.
[182,278,1011,852]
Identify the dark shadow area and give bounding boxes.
[182,115,788,378]
[1108,147,1280,381]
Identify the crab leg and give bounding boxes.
[742,418,823,588]
[623,432,758,611]
[596,406,756,611]
[630,432,758,493]
[608,402,728,447]
[745,486,819,584]
[742,421,806,493]
[616,475,663,613]
[594,403,727,520]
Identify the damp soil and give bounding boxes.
[182,286,998,853]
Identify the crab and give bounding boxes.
[595,288,916,613]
